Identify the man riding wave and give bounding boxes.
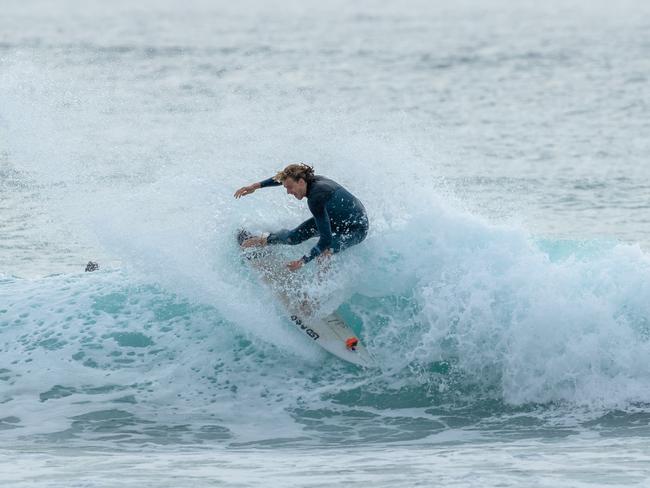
[234,163,369,271]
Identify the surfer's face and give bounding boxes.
[283,177,307,200]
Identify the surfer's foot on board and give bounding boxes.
[237,229,267,248]
[241,236,267,248]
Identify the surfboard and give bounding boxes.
[237,229,374,368]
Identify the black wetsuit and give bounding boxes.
[259,175,369,263]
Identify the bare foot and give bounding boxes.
[241,236,267,248]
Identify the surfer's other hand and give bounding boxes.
[287,259,304,272]
[234,184,257,198]
[241,236,267,248]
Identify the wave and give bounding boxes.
[2,203,650,445]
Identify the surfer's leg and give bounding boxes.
[268,218,319,245]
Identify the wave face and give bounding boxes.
[3,209,650,447]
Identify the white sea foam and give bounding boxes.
[1,1,650,485]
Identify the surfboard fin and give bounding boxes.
[345,337,359,351]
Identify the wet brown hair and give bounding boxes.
[273,163,315,184]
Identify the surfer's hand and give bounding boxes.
[287,259,304,272]
[241,236,267,248]
[234,184,258,198]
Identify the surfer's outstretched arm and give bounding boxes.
[234,182,260,198]
[234,177,281,199]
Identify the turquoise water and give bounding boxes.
[2,0,650,485]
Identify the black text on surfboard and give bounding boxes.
[291,315,320,340]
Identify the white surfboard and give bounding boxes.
[285,309,374,368]
[238,230,374,368]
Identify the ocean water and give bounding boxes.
[2,0,650,486]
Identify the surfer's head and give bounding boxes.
[274,163,314,200]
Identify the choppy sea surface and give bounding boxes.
[2,0,650,486]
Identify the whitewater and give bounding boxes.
[2,0,650,486]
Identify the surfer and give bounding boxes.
[234,163,369,271]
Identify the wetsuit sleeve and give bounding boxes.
[259,177,281,188]
[267,229,290,245]
[302,199,332,263]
